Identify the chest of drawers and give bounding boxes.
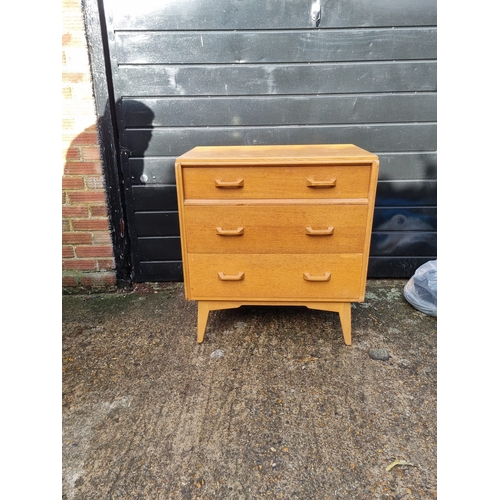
[175,144,379,344]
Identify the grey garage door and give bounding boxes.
[96,0,436,282]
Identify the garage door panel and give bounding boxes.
[125,124,437,157]
[107,0,436,30]
[116,29,436,65]
[115,62,436,96]
[122,94,437,128]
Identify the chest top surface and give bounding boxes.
[175,144,378,165]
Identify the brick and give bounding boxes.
[89,206,109,217]
[63,246,75,258]
[62,232,92,244]
[63,259,97,271]
[62,33,72,46]
[62,11,85,21]
[82,147,102,161]
[67,85,95,102]
[62,21,84,34]
[62,72,86,83]
[62,100,93,116]
[62,0,83,11]
[68,131,98,145]
[62,206,88,218]
[72,219,109,231]
[64,49,92,70]
[102,273,117,286]
[64,147,81,161]
[61,139,73,152]
[62,117,75,131]
[64,162,102,176]
[62,177,85,190]
[67,192,107,205]
[62,276,78,287]
[65,33,88,49]
[62,0,78,9]
[79,276,94,286]
[93,232,113,245]
[95,273,117,286]
[98,259,115,271]
[86,176,105,189]
[75,246,113,258]
[78,272,115,287]
[62,219,70,232]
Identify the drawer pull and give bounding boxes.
[303,272,331,282]
[305,226,334,236]
[215,178,244,188]
[218,271,245,281]
[216,227,244,236]
[307,177,336,188]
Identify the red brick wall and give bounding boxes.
[62,0,116,292]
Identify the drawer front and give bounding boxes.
[186,254,364,300]
[181,165,371,200]
[183,204,368,254]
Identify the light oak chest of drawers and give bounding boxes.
[175,144,379,344]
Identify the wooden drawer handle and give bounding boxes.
[216,227,244,236]
[303,272,331,282]
[215,178,244,188]
[305,226,334,236]
[218,271,245,281]
[307,177,336,188]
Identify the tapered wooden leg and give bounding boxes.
[197,301,210,343]
[306,302,352,345]
[196,300,243,343]
[338,302,352,345]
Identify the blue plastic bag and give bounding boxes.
[403,260,437,316]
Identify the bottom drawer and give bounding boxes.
[186,253,365,301]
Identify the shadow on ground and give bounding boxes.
[62,279,436,500]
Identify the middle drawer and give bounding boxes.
[183,204,368,254]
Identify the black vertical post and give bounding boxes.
[80,0,132,286]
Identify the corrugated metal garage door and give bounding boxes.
[99,0,437,282]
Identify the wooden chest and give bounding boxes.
[175,144,379,344]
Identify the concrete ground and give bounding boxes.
[62,279,437,500]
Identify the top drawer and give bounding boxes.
[181,165,372,200]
